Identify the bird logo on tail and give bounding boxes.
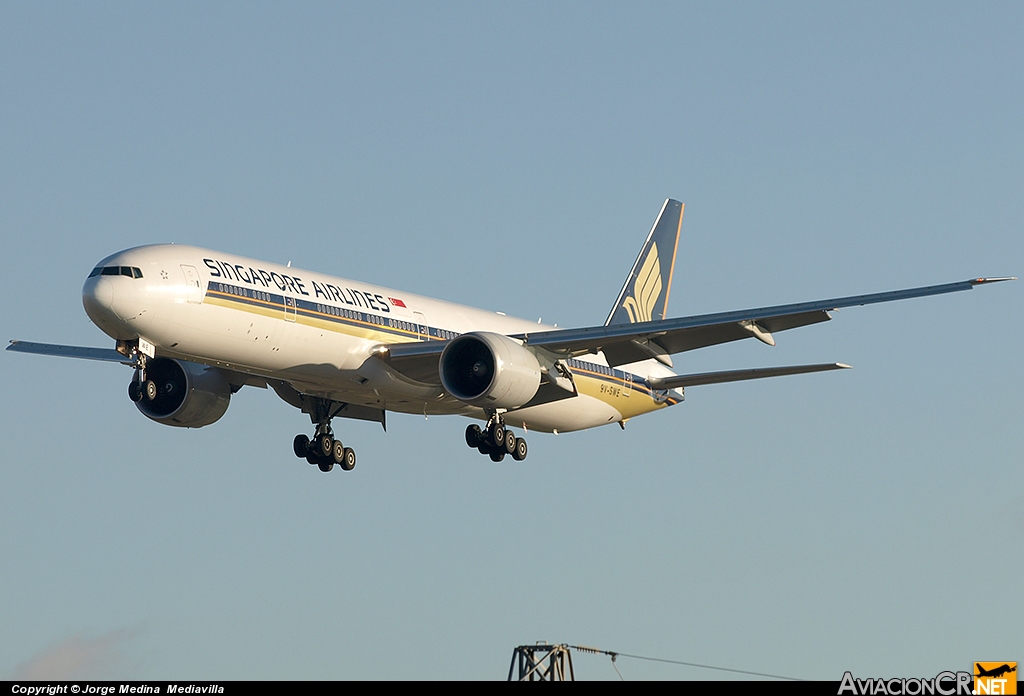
[622,243,663,323]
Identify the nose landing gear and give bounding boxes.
[120,341,160,405]
[127,356,159,404]
[465,413,528,462]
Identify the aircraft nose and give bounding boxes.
[87,277,114,310]
[82,275,123,336]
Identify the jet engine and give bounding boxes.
[439,332,541,409]
[135,358,232,427]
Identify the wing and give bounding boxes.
[7,340,135,364]
[518,277,1014,367]
[7,340,269,391]
[375,277,1013,383]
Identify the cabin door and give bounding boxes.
[181,265,203,304]
[414,311,428,341]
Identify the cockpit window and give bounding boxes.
[91,266,144,279]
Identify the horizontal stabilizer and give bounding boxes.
[649,362,851,390]
[7,340,132,364]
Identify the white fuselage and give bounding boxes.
[81,244,682,433]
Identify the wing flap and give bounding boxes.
[601,337,675,367]
[652,309,833,356]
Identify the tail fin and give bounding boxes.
[605,199,684,326]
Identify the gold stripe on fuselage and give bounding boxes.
[569,365,672,420]
[204,291,288,322]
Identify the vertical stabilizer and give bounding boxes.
[605,199,684,326]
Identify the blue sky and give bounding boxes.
[1,2,1021,680]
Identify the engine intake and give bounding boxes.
[440,332,541,408]
[135,358,231,428]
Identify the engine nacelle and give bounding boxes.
[136,358,231,428]
[439,332,541,409]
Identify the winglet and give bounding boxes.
[970,277,1016,285]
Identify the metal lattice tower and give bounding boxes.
[508,643,575,681]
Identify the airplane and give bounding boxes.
[7,199,1014,473]
[975,664,1016,679]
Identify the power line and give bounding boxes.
[569,644,803,681]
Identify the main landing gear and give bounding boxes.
[293,425,356,473]
[465,414,528,462]
[292,399,356,473]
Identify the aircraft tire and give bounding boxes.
[512,438,528,461]
[331,439,346,464]
[490,424,505,449]
[144,379,158,401]
[489,450,505,463]
[341,448,356,471]
[316,433,334,458]
[503,429,517,454]
[293,434,310,458]
[306,452,319,465]
[318,460,334,472]
[128,381,143,403]
[465,424,482,448]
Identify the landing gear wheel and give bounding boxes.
[306,452,319,465]
[504,429,517,455]
[340,448,356,471]
[318,460,334,472]
[466,424,483,448]
[128,381,143,402]
[316,433,334,458]
[293,434,310,458]
[332,439,346,464]
[490,423,506,449]
[144,379,158,401]
[512,437,528,461]
[477,444,491,456]
[489,450,505,462]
